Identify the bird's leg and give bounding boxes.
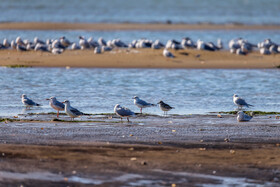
[140,108,142,114]
[57,111,59,118]
[127,117,130,122]
[121,117,123,122]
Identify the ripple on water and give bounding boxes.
[0,68,280,116]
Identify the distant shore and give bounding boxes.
[0,49,279,69]
[1,22,280,30]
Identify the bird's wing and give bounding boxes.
[70,107,83,115]
[55,101,65,109]
[162,102,173,109]
[25,98,36,105]
[235,98,248,106]
[116,107,134,116]
[244,114,252,121]
[137,99,150,106]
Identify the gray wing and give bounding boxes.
[54,100,65,109]
[235,98,248,106]
[24,98,37,106]
[138,99,152,106]
[70,107,83,115]
[163,102,174,109]
[244,114,252,121]
[116,107,135,116]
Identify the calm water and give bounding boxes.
[1,30,280,49]
[0,68,279,116]
[0,0,280,24]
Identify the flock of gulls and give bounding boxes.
[21,94,253,122]
[0,36,280,57]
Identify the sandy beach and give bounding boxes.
[1,49,280,69]
[1,22,280,31]
[0,113,280,186]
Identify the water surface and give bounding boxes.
[0,68,279,116]
[1,0,280,24]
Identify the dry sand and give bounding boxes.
[1,22,280,31]
[1,49,280,69]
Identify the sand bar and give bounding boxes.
[0,49,279,69]
[0,22,280,30]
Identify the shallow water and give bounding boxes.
[0,169,277,186]
[1,0,280,24]
[1,30,280,48]
[0,68,279,116]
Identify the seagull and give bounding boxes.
[21,94,41,109]
[60,36,72,48]
[233,94,253,110]
[3,38,10,48]
[16,44,27,52]
[46,97,65,118]
[158,101,174,115]
[114,104,135,122]
[132,96,156,114]
[79,36,90,49]
[237,111,253,122]
[62,100,83,120]
[34,37,45,45]
[163,48,175,58]
[98,37,107,46]
[94,46,101,54]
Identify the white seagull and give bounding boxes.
[114,104,135,122]
[133,96,156,114]
[21,94,41,109]
[46,97,65,118]
[163,48,175,58]
[62,100,83,120]
[233,94,253,110]
[237,111,253,122]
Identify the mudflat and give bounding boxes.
[0,113,280,186]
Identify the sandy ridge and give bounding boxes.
[0,49,279,69]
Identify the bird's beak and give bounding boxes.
[62,102,65,103]
[46,98,50,100]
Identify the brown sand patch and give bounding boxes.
[0,49,279,69]
[0,143,279,186]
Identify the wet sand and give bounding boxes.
[1,49,280,69]
[1,22,280,31]
[0,113,280,186]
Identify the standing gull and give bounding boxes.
[133,96,156,114]
[114,104,135,122]
[46,97,65,118]
[158,101,174,115]
[62,100,83,120]
[21,94,41,109]
[233,94,253,110]
[237,111,253,122]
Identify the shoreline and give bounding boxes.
[0,49,279,69]
[1,22,280,31]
